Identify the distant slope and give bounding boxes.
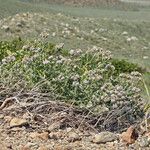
[0,0,150,21]
[120,0,150,6]
[27,0,120,7]
[0,0,56,19]
[0,0,32,18]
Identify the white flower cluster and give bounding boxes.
[2,55,16,64]
[22,45,41,52]
[126,36,138,42]
[1,25,10,31]
[40,31,49,38]
[86,70,103,81]
[22,54,39,64]
[69,49,82,56]
[55,43,64,50]
[119,71,142,82]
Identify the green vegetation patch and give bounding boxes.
[111,59,144,75]
[0,39,144,116]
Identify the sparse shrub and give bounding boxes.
[111,59,144,75]
[0,39,144,115]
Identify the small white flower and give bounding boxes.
[52,32,56,37]
[66,30,71,35]
[86,101,93,108]
[131,71,141,77]
[22,45,30,50]
[57,13,62,16]
[99,28,107,32]
[127,36,138,42]
[127,37,131,42]
[55,43,64,50]
[111,99,116,104]
[48,56,53,59]
[66,23,69,27]
[72,81,79,87]
[71,74,80,81]
[115,85,123,91]
[43,59,49,64]
[131,36,138,41]
[56,60,63,64]
[69,49,75,56]
[143,56,149,59]
[132,87,141,93]
[1,25,9,31]
[122,31,128,35]
[91,30,94,34]
[76,49,82,54]
[83,80,89,85]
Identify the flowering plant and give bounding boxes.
[0,39,144,114]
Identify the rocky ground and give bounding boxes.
[0,117,150,150]
[0,99,150,150]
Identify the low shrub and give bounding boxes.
[0,39,144,115]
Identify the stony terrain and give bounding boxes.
[0,102,150,150]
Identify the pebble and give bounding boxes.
[67,132,81,142]
[121,126,138,144]
[29,132,49,140]
[0,114,4,119]
[92,132,118,144]
[48,122,61,131]
[10,117,28,128]
[38,145,49,150]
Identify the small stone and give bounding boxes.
[39,132,49,140]
[0,114,4,119]
[54,145,72,150]
[92,132,118,144]
[48,122,61,131]
[10,127,24,131]
[66,127,73,133]
[54,145,63,150]
[67,132,81,142]
[49,131,64,140]
[22,113,30,119]
[49,132,58,140]
[21,142,38,150]
[121,126,138,144]
[4,116,12,122]
[21,146,31,150]
[10,117,28,128]
[145,132,150,137]
[38,146,48,150]
[30,132,49,140]
[107,141,115,147]
[30,132,38,138]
